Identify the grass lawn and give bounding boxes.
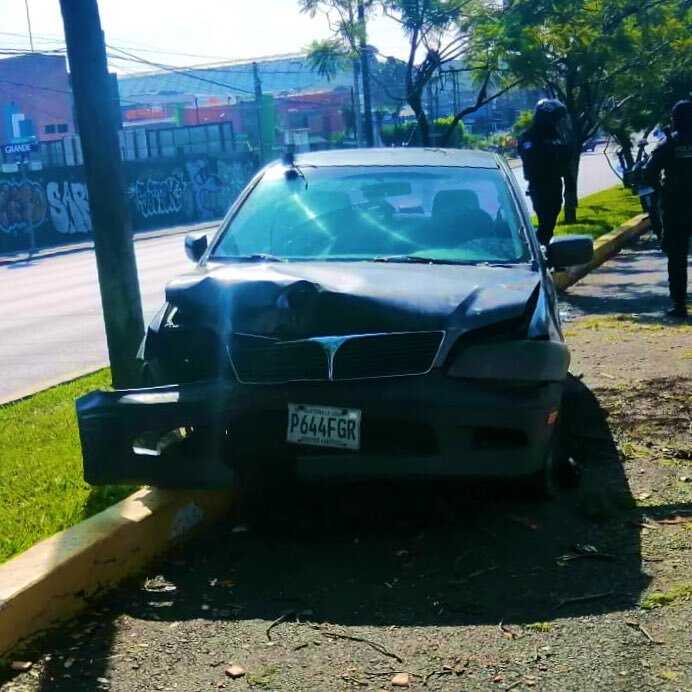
[0,370,134,564]
[552,184,643,239]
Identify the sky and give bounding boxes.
[0,0,412,72]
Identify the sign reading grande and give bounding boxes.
[3,142,38,156]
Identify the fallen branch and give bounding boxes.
[422,669,454,685]
[320,630,404,663]
[557,545,616,563]
[498,621,521,640]
[626,620,662,645]
[556,591,615,609]
[450,564,499,584]
[628,520,661,530]
[656,515,692,526]
[266,610,296,641]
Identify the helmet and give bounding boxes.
[672,100,692,132]
[534,98,567,127]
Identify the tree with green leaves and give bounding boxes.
[512,110,533,137]
[603,3,692,166]
[300,0,378,146]
[500,0,690,223]
[380,0,521,146]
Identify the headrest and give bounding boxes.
[432,189,481,216]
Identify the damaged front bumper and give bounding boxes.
[76,382,237,488]
[76,374,564,489]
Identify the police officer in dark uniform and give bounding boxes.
[518,99,571,246]
[644,100,692,319]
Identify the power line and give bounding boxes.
[107,48,326,79]
[107,45,256,95]
[0,76,144,108]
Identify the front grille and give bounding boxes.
[332,332,443,380]
[231,335,327,384]
[229,331,443,384]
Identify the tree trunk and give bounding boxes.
[358,1,374,148]
[612,128,634,169]
[563,150,580,224]
[352,59,363,148]
[410,94,430,146]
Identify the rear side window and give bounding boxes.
[213,165,529,264]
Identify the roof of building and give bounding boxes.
[117,53,354,104]
[288,147,501,169]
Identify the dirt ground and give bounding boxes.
[1,239,691,692]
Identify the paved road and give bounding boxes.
[0,150,622,404]
[0,233,193,404]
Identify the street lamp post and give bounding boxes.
[17,155,36,260]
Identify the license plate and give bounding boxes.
[287,404,361,450]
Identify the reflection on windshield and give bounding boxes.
[212,166,529,264]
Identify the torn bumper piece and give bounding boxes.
[76,382,236,489]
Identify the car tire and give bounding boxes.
[525,422,571,500]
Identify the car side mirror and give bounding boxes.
[184,232,208,263]
[546,235,593,270]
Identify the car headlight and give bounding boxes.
[447,339,569,382]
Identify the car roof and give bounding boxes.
[286,147,501,169]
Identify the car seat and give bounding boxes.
[430,190,495,247]
[277,190,354,256]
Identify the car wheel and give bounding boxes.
[526,423,571,500]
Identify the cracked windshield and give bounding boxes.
[0,0,689,690]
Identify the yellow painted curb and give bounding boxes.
[0,487,233,657]
[553,213,649,291]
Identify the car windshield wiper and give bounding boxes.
[474,261,523,268]
[225,253,286,262]
[372,255,476,265]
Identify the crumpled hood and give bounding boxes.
[165,261,540,342]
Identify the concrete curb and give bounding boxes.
[553,213,649,291]
[0,487,233,657]
[0,220,220,267]
[0,367,108,407]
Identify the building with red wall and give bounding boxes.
[0,54,75,143]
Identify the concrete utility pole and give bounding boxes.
[24,0,34,52]
[252,62,265,162]
[59,0,144,389]
[352,60,364,148]
[358,1,374,148]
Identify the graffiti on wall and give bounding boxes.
[0,152,258,252]
[126,155,257,226]
[217,159,258,199]
[46,181,92,235]
[127,168,190,220]
[185,159,232,220]
[0,180,47,234]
